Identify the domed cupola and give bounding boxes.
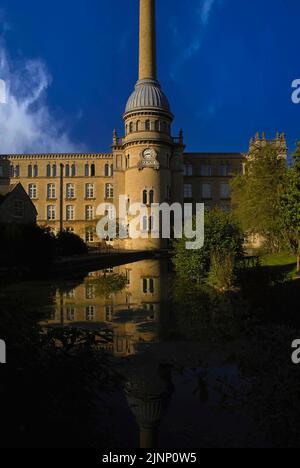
[125,78,171,115]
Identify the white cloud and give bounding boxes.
[0,39,85,154]
[170,0,220,80]
[198,0,217,26]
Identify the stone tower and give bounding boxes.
[113,0,184,251]
[248,132,287,160]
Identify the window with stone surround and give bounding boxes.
[66,183,75,199]
[66,307,76,322]
[85,205,94,221]
[184,164,193,176]
[85,305,95,321]
[85,228,95,243]
[66,205,75,221]
[220,162,231,176]
[47,205,56,221]
[184,184,193,198]
[220,183,230,199]
[85,163,95,177]
[142,278,155,294]
[105,163,113,177]
[200,164,212,176]
[105,183,114,199]
[47,184,56,200]
[28,184,37,199]
[202,183,212,199]
[86,183,95,199]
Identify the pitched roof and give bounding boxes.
[0,183,37,214]
[0,184,17,206]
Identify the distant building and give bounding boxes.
[0,182,37,225]
[0,1,287,249]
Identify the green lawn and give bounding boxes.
[260,252,298,279]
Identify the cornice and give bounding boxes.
[5,153,113,160]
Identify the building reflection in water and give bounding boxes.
[125,363,174,448]
[43,259,174,448]
[44,260,171,357]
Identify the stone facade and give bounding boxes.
[7,153,113,241]
[0,0,284,249]
[42,259,169,357]
[248,132,287,159]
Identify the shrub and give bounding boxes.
[173,208,244,286]
[0,224,56,269]
[56,231,88,257]
[208,249,236,291]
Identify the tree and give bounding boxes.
[231,144,287,252]
[173,208,244,287]
[0,224,56,269]
[280,142,300,272]
[56,231,88,257]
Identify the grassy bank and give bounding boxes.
[260,252,298,279]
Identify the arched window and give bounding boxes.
[143,190,148,205]
[33,165,38,178]
[136,120,141,132]
[155,120,160,131]
[142,216,148,232]
[166,185,171,200]
[15,165,20,177]
[28,165,33,178]
[46,164,51,177]
[85,164,89,177]
[167,154,171,168]
[145,120,150,131]
[104,163,113,177]
[125,124,128,135]
[91,164,95,177]
[10,165,14,177]
[52,164,56,178]
[149,189,154,204]
[65,164,70,177]
[129,122,133,133]
[71,164,76,177]
[149,216,153,233]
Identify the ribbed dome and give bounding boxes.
[125,79,171,114]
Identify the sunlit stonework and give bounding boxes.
[0,0,278,251]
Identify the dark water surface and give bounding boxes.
[0,259,299,448]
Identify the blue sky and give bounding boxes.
[0,0,299,154]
